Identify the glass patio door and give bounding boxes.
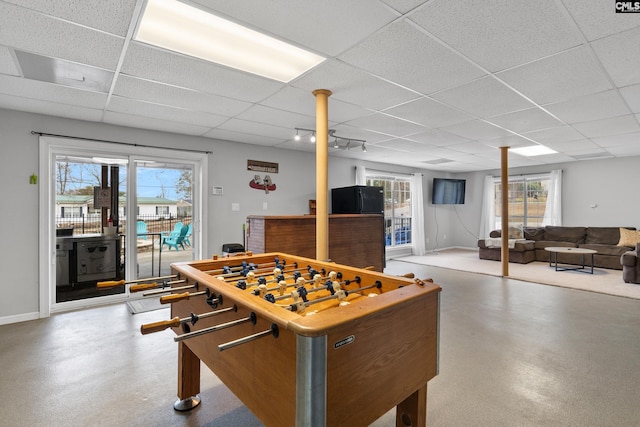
[133,160,195,281]
[44,136,206,314]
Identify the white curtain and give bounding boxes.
[478,175,496,238]
[355,165,366,185]
[411,173,426,255]
[542,169,562,226]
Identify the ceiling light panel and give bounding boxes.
[511,145,557,156]
[135,0,325,82]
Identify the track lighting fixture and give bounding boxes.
[293,127,366,153]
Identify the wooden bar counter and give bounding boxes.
[246,214,385,271]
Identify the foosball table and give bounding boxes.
[101,252,441,426]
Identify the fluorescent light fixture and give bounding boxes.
[510,145,557,156]
[135,0,326,82]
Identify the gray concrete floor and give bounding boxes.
[2,260,639,426]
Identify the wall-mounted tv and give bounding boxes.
[432,178,466,205]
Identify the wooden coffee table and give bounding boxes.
[545,247,597,274]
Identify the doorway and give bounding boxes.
[39,136,208,315]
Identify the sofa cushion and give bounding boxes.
[617,228,640,247]
[543,226,586,244]
[585,227,632,245]
[523,227,545,241]
[534,240,576,249]
[579,243,629,257]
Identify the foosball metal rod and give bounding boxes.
[96,274,177,289]
[217,264,299,282]
[140,306,237,335]
[174,312,257,342]
[218,323,279,352]
[141,281,194,296]
[160,289,212,304]
[202,259,288,275]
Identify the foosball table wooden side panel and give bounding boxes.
[172,295,298,427]
[325,289,439,426]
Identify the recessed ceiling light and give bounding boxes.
[510,145,557,156]
[135,0,326,82]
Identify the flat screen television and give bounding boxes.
[432,178,466,204]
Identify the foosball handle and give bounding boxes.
[96,280,125,288]
[129,282,159,293]
[160,292,190,304]
[140,317,181,334]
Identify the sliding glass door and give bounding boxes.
[41,136,207,314]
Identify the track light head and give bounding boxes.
[362,143,367,152]
[294,129,300,141]
[310,132,316,143]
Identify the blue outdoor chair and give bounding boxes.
[183,223,193,247]
[162,224,188,251]
[136,221,148,240]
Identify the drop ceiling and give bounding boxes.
[1,0,639,172]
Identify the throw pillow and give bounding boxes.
[508,226,522,239]
[617,228,640,247]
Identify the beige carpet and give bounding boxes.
[396,248,640,300]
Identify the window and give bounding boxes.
[156,206,169,216]
[494,173,550,229]
[61,206,82,218]
[366,174,412,247]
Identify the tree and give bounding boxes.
[176,169,193,201]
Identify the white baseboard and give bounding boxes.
[0,311,40,326]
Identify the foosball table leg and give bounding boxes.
[396,384,427,427]
[174,342,201,411]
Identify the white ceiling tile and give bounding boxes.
[478,135,535,149]
[343,112,428,137]
[572,115,640,138]
[329,124,397,144]
[522,125,585,144]
[204,128,285,146]
[445,142,500,155]
[561,0,640,41]
[383,97,474,128]
[404,129,470,146]
[0,47,20,75]
[261,85,373,124]
[376,139,438,153]
[488,108,563,133]
[0,74,108,109]
[339,19,486,94]
[0,93,103,121]
[108,96,228,128]
[620,84,640,113]
[121,43,284,102]
[592,131,640,147]
[441,120,513,140]
[497,46,612,104]
[545,90,632,123]
[3,0,137,36]
[216,118,293,140]
[103,111,211,136]
[591,26,640,87]
[113,75,252,117]
[543,139,599,151]
[189,0,398,57]
[408,0,582,72]
[292,60,420,111]
[604,143,640,156]
[236,105,316,130]
[431,76,534,118]
[380,0,427,14]
[0,2,124,70]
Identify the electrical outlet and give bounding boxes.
[231,203,240,211]
[262,202,268,210]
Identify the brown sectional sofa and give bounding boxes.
[478,226,636,270]
[621,243,640,283]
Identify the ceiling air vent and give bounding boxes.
[422,158,453,165]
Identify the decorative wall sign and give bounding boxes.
[247,160,278,174]
[250,175,276,194]
[94,186,111,208]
